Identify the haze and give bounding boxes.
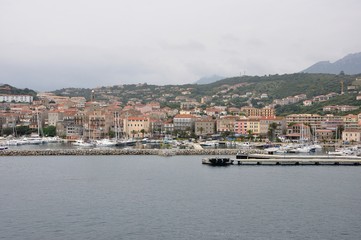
[0,0,360,91]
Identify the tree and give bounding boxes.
[43,126,56,137]
[140,129,146,138]
[108,130,115,138]
[247,130,253,141]
[131,130,137,139]
[268,122,278,141]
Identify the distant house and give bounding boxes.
[303,100,313,106]
[260,93,268,99]
[323,105,359,112]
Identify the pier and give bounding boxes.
[202,153,361,166]
[231,152,361,165]
[232,158,361,166]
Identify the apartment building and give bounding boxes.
[195,118,216,136]
[123,116,150,138]
[241,107,275,117]
[173,114,197,132]
[0,95,33,103]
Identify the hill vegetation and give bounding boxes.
[0,84,37,96]
[6,72,361,116]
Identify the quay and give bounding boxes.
[232,158,361,166]
[0,148,240,157]
[202,153,361,166]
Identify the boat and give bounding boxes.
[0,145,8,150]
[95,138,117,147]
[72,139,95,147]
[200,141,218,147]
[202,157,233,166]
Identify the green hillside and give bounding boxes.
[0,84,37,97]
[50,73,361,115]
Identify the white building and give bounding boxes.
[0,95,33,103]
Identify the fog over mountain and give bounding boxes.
[195,75,224,84]
[302,52,361,75]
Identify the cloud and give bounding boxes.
[0,0,361,90]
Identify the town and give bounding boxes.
[1,76,361,149]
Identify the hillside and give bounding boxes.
[51,73,361,116]
[194,75,224,84]
[0,84,37,97]
[302,52,361,75]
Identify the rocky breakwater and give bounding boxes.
[0,148,245,156]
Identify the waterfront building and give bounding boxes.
[286,114,323,129]
[259,116,286,136]
[234,117,248,135]
[286,123,311,142]
[48,111,64,126]
[195,118,216,136]
[342,129,361,143]
[173,114,197,132]
[315,129,334,143]
[234,117,261,135]
[123,116,150,139]
[216,116,239,134]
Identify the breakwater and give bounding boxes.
[0,148,242,157]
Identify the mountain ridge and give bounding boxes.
[302,52,361,74]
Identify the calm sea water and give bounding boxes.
[1,155,361,240]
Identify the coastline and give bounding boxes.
[0,148,241,157]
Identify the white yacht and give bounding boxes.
[95,139,117,147]
[72,139,95,147]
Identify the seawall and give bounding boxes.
[0,148,242,157]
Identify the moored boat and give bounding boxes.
[202,157,233,166]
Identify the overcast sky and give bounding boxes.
[0,0,360,91]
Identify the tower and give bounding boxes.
[91,90,95,101]
[340,80,344,95]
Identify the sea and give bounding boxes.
[1,154,361,240]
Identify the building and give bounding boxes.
[173,114,197,132]
[323,105,359,112]
[286,123,311,142]
[195,118,216,136]
[48,111,64,126]
[259,116,286,137]
[240,107,275,117]
[342,129,361,143]
[123,116,150,138]
[234,117,248,135]
[303,100,313,106]
[234,117,261,135]
[0,95,33,103]
[216,116,238,133]
[286,114,324,129]
[315,129,334,143]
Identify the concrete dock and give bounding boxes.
[232,158,361,166]
[230,153,361,165]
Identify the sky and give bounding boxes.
[0,0,360,91]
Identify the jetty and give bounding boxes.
[201,152,361,166]
[0,148,240,157]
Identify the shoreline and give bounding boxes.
[0,148,241,157]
